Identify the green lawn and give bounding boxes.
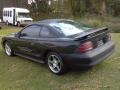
[0,26,120,90]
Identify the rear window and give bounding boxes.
[49,20,92,36]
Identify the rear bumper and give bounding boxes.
[61,41,115,67]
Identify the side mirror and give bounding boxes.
[12,33,19,37]
[20,33,27,37]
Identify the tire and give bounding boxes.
[6,21,9,25]
[17,22,21,27]
[4,42,14,56]
[46,52,67,75]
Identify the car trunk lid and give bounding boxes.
[73,27,111,52]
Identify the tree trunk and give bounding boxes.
[101,0,107,16]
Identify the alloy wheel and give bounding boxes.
[48,54,62,74]
[5,43,12,56]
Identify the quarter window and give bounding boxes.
[40,27,56,38]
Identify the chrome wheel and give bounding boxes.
[5,43,12,56]
[48,55,62,74]
[6,21,9,25]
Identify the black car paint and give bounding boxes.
[61,41,114,67]
[2,31,78,60]
[1,19,115,67]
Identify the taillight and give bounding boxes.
[76,41,93,53]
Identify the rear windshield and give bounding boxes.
[49,20,92,36]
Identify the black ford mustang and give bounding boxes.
[1,19,115,75]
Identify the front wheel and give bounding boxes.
[17,22,21,27]
[4,42,14,56]
[46,52,67,75]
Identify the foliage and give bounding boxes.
[75,16,120,33]
[29,0,52,20]
[69,0,120,17]
[107,0,120,16]
[28,0,120,20]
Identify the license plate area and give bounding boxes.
[97,40,104,47]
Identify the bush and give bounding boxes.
[109,23,120,33]
[75,16,120,33]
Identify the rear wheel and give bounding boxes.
[6,21,9,25]
[46,52,67,75]
[17,22,21,27]
[4,42,14,56]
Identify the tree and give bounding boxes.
[27,0,120,20]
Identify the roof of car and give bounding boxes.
[34,19,74,25]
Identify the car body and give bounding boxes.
[1,19,115,74]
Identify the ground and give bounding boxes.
[0,25,120,90]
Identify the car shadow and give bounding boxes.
[5,53,104,77]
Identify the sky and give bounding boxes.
[27,0,53,6]
[28,0,35,4]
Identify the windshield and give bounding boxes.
[18,13,30,18]
[49,21,92,36]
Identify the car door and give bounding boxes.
[14,25,42,57]
[37,26,58,57]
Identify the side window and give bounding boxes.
[10,11,12,17]
[5,11,7,16]
[40,27,56,38]
[8,11,9,17]
[4,11,5,16]
[7,11,8,17]
[6,11,8,16]
[5,11,6,16]
[3,11,5,16]
[20,25,41,38]
[8,11,10,17]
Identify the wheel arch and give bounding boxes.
[2,40,13,49]
[42,50,60,62]
[2,40,8,48]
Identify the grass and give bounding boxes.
[0,25,120,90]
[0,25,21,36]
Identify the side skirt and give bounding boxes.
[15,52,45,64]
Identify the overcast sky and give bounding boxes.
[28,0,35,4]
